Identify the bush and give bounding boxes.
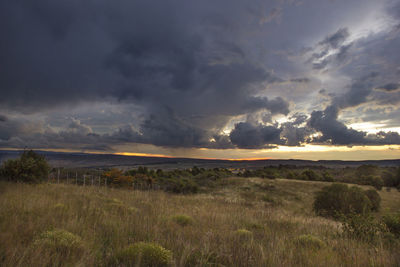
[34,229,83,254]
[234,229,253,241]
[369,176,384,191]
[313,183,375,218]
[171,215,194,226]
[294,234,325,250]
[301,170,319,181]
[341,213,386,242]
[161,178,199,194]
[322,171,334,182]
[364,189,381,211]
[383,213,400,237]
[0,150,50,183]
[382,171,396,187]
[112,242,173,267]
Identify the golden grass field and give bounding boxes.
[0,178,399,266]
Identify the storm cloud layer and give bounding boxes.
[1,0,400,154]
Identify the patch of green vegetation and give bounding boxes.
[341,213,386,243]
[171,214,194,226]
[294,234,325,250]
[234,229,253,241]
[112,242,173,267]
[383,212,400,238]
[34,229,83,254]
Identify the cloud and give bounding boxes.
[319,28,350,49]
[229,122,282,149]
[1,0,399,153]
[0,115,7,122]
[376,83,400,92]
[307,73,400,146]
[306,27,354,70]
[289,77,310,83]
[332,72,379,109]
[308,106,367,145]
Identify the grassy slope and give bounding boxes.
[0,178,399,266]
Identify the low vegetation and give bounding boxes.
[0,151,400,266]
[111,242,173,267]
[0,177,399,266]
[294,234,325,251]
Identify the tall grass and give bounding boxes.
[0,179,399,266]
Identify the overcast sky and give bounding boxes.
[1,0,400,160]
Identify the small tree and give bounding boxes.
[0,150,50,183]
[364,189,381,211]
[301,169,319,181]
[313,183,376,219]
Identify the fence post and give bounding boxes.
[57,168,60,184]
[66,172,69,184]
[83,175,86,186]
[75,172,78,185]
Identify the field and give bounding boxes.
[1,178,399,266]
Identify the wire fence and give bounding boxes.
[47,169,163,191]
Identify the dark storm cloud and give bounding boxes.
[281,123,312,146]
[1,0,400,152]
[229,122,283,149]
[307,73,400,146]
[308,106,367,145]
[0,0,292,149]
[289,78,310,83]
[376,83,400,92]
[370,131,400,145]
[332,72,379,109]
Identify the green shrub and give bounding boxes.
[34,229,83,254]
[370,176,384,191]
[301,170,319,181]
[160,178,199,194]
[364,189,381,211]
[322,171,334,182]
[0,150,50,183]
[294,234,325,250]
[234,229,253,241]
[381,171,396,187]
[341,213,386,242]
[313,183,375,218]
[171,215,194,226]
[346,186,373,214]
[383,213,400,237]
[286,171,295,179]
[113,242,173,267]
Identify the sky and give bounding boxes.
[1,0,400,160]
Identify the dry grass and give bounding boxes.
[0,178,399,266]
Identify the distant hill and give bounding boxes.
[0,150,399,169]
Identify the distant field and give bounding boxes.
[0,178,399,266]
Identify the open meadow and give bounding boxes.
[1,177,399,267]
